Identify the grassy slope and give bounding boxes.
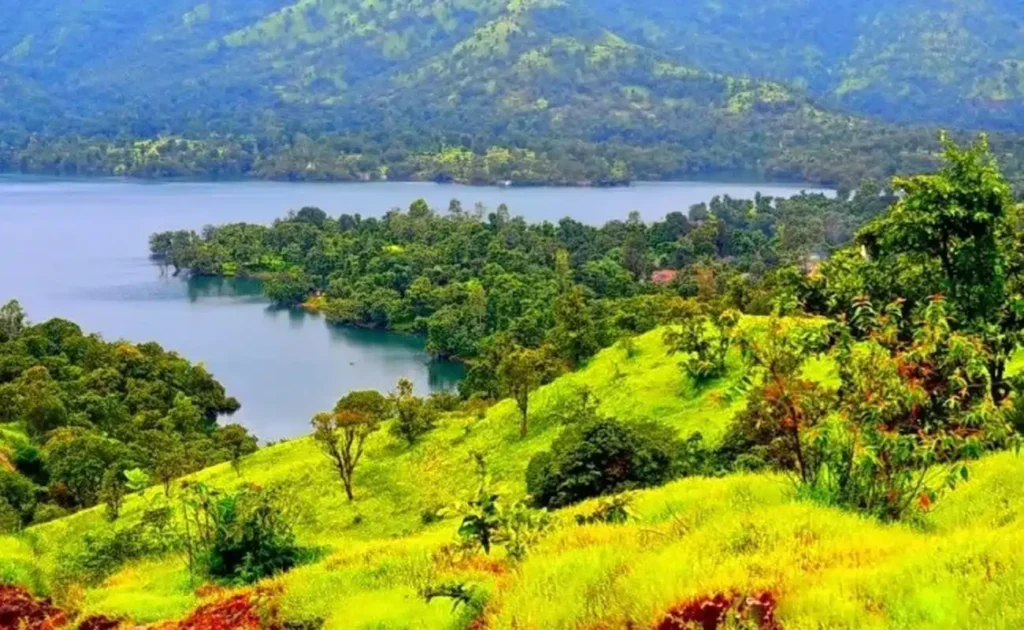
[0,323,1021,628]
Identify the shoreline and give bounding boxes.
[0,172,833,191]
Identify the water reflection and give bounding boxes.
[185,276,266,302]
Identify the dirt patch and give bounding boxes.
[149,593,264,630]
[656,591,780,630]
[0,584,67,630]
[76,617,123,630]
[0,585,123,630]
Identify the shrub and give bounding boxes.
[390,378,438,445]
[539,384,600,426]
[13,445,47,486]
[0,471,37,526]
[663,302,739,385]
[526,418,682,509]
[180,483,305,584]
[0,499,20,534]
[31,503,68,525]
[66,503,176,585]
[575,493,634,526]
[458,456,550,561]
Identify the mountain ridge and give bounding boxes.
[1,0,1023,187]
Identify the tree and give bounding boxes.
[146,430,189,497]
[216,424,259,475]
[389,378,437,445]
[264,270,315,306]
[856,134,1019,401]
[100,465,127,521]
[0,300,27,343]
[622,211,649,281]
[663,301,739,385]
[526,418,682,508]
[295,206,328,227]
[550,286,599,367]
[728,318,835,484]
[312,390,387,501]
[16,366,68,437]
[498,347,550,438]
[45,430,130,507]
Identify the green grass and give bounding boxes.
[0,323,1021,628]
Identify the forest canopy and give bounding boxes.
[0,303,255,525]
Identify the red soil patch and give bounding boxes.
[149,594,264,630]
[656,592,780,630]
[0,584,67,630]
[76,617,123,630]
[0,585,122,630]
[651,269,679,286]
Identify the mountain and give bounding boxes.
[586,0,1024,131]
[1,0,1023,186]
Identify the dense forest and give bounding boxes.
[4,1,1024,188]
[0,303,257,526]
[151,175,893,397]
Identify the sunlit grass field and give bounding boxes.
[0,324,1021,628]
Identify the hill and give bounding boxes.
[1,323,1022,629]
[586,0,1024,131]
[3,0,1024,187]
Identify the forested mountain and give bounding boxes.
[2,0,1023,185]
[588,0,1024,130]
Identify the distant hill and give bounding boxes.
[1,0,1023,185]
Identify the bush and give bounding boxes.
[13,445,47,486]
[0,499,20,533]
[458,458,550,561]
[31,503,68,525]
[575,493,634,526]
[539,384,600,426]
[526,418,682,509]
[0,471,37,526]
[66,503,176,585]
[181,483,306,584]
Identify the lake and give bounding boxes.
[0,179,829,440]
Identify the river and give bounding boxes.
[0,178,829,440]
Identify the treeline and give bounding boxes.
[0,302,257,527]
[6,128,1024,193]
[151,181,891,397]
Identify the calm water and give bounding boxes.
[0,179,828,439]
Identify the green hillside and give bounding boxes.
[1,322,1021,629]
[586,0,1024,131]
[3,0,1024,186]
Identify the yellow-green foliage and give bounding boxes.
[0,325,1021,628]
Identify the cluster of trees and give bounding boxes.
[0,302,257,527]
[151,187,891,399]
[718,136,1023,520]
